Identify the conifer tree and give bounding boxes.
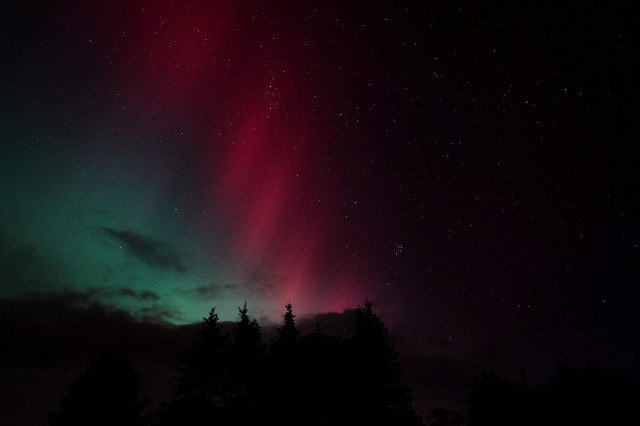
[48,350,149,426]
[279,302,300,342]
[160,307,228,425]
[350,298,422,425]
[225,302,264,425]
[271,302,300,356]
[231,302,263,363]
[298,320,352,425]
[265,302,303,421]
[174,307,228,401]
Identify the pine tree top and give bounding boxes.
[277,302,301,342]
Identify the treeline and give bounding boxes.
[467,364,640,426]
[48,300,640,426]
[48,300,423,426]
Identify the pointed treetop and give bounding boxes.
[354,297,390,344]
[277,302,300,343]
[360,297,375,317]
[232,302,263,359]
[195,306,224,344]
[238,301,249,319]
[203,307,219,324]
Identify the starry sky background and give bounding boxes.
[1,1,639,424]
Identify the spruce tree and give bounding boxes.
[48,350,149,426]
[349,298,422,425]
[271,302,300,356]
[231,302,263,364]
[225,302,264,425]
[298,321,350,425]
[160,307,228,425]
[265,303,304,421]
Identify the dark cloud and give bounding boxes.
[26,289,97,307]
[140,290,160,301]
[213,271,278,301]
[292,308,512,414]
[0,295,522,424]
[297,309,357,339]
[0,238,48,294]
[20,287,176,324]
[191,284,247,302]
[119,288,161,301]
[0,294,198,426]
[137,304,182,323]
[98,227,186,273]
[243,268,279,293]
[194,284,220,297]
[4,244,37,270]
[119,288,137,298]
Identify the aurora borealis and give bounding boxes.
[1,1,639,424]
[1,0,381,322]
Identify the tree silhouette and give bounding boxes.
[232,303,263,355]
[296,321,352,425]
[466,365,640,426]
[48,350,149,426]
[264,303,304,421]
[348,298,422,426]
[156,300,423,426]
[225,302,265,425]
[159,307,228,425]
[271,302,300,356]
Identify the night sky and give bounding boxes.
[1,1,639,424]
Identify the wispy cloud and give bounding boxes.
[17,287,176,324]
[241,267,278,294]
[119,288,161,301]
[194,284,221,297]
[138,304,182,322]
[99,227,186,273]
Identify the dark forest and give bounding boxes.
[47,301,639,426]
